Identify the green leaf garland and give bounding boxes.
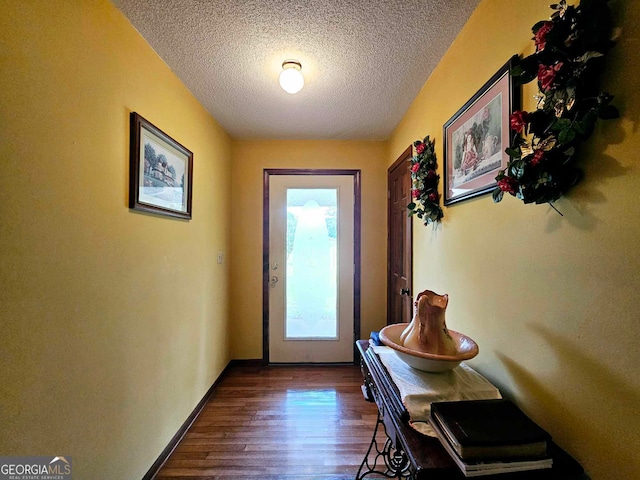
[407,136,444,225]
[494,0,619,210]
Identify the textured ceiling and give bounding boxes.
[112,0,481,140]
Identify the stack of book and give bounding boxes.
[429,399,553,477]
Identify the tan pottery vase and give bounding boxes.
[399,289,458,356]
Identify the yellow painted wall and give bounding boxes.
[0,1,231,479]
[230,140,388,359]
[390,1,640,479]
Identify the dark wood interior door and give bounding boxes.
[387,146,413,325]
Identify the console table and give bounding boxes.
[355,340,585,480]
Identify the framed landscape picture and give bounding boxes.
[129,112,193,219]
[443,56,519,206]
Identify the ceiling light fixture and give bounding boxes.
[279,60,304,94]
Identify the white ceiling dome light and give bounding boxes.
[279,60,304,94]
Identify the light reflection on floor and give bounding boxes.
[284,389,339,464]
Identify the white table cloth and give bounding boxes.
[372,345,501,436]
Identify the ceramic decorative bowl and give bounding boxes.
[378,323,479,373]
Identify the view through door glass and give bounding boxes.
[286,189,338,338]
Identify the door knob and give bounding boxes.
[401,288,411,296]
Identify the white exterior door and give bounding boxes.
[267,174,355,363]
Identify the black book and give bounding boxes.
[429,418,553,477]
[430,399,551,460]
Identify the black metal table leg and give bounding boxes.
[355,411,414,479]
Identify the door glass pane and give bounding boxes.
[285,189,337,339]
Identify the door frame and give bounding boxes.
[387,146,413,324]
[262,169,361,364]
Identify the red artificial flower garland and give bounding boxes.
[407,136,444,225]
[493,0,619,210]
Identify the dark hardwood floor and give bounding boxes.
[155,364,380,479]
